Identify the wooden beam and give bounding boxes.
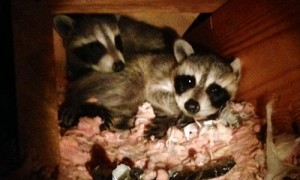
[10,0,60,178]
[184,0,300,131]
[47,0,228,13]
[184,0,300,56]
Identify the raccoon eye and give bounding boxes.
[174,75,196,94]
[73,41,106,64]
[115,35,123,52]
[206,83,230,108]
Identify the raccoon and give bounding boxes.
[53,14,179,81]
[53,14,125,81]
[117,14,179,59]
[58,39,241,138]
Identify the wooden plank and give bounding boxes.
[184,0,300,56]
[47,0,228,13]
[184,0,300,130]
[236,25,300,97]
[10,0,60,178]
[231,24,300,128]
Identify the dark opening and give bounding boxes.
[0,0,20,177]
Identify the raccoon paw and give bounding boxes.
[176,115,195,129]
[58,105,80,128]
[79,103,112,128]
[113,117,135,130]
[144,116,177,139]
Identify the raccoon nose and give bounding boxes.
[113,60,125,72]
[184,99,200,114]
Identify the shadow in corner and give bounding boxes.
[0,0,20,177]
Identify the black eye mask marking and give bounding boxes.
[73,41,106,64]
[115,35,123,53]
[206,83,230,108]
[174,75,196,94]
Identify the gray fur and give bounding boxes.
[53,14,124,81]
[117,15,179,59]
[59,39,241,138]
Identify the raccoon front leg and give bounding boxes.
[144,89,181,138]
[58,101,111,128]
[74,103,135,130]
[58,101,81,128]
[58,91,112,129]
[144,115,178,139]
[175,114,195,129]
[144,114,195,139]
[78,102,112,129]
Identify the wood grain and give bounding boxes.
[47,0,228,13]
[184,0,300,55]
[184,0,300,129]
[10,0,60,178]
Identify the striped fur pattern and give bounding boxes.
[175,54,240,120]
[54,14,125,81]
[59,39,241,138]
[53,14,179,81]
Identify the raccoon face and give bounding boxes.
[174,55,241,120]
[53,14,125,78]
[70,32,125,73]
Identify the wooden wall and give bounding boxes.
[10,0,60,178]
[184,0,300,133]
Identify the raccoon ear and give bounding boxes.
[53,15,75,39]
[173,39,195,62]
[230,57,241,80]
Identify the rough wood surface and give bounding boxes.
[184,0,300,55]
[10,0,60,178]
[184,0,300,131]
[47,0,228,13]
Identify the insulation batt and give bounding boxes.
[265,100,300,180]
[58,101,267,180]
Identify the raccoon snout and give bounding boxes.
[184,99,200,113]
[113,60,125,72]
